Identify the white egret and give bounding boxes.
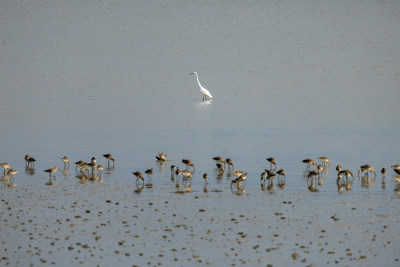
[190,72,213,101]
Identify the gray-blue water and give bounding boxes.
[1,1,400,266]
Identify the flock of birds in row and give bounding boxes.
[1,152,400,192]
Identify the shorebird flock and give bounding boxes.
[1,153,399,193]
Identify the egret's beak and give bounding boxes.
[190,72,194,75]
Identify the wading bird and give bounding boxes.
[156,152,167,161]
[133,171,144,185]
[302,159,317,169]
[358,164,376,178]
[0,163,11,174]
[231,173,247,190]
[190,72,212,101]
[266,157,277,169]
[25,155,36,167]
[103,154,115,166]
[44,167,58,178]
[61,156,69,168]
[318,156,331,166]
[226,158,234,169]
[182,159,195,171]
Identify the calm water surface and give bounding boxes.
[1,1,400,266]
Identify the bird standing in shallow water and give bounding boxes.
[133,171,144,185]
[1,163,11,174]
[182,159,195,171]
[145,168,153,179]
[358,164,376,177]
[266,158,277,169]
[170,165,176,179]
[156,152,167,161]
[190,72,213,101]
[226,158,234,169]
[25,155,36,167]
[277,169,286,179]
[203,173,208,183]
[336,165,342,172]
[231,173,247,190]
[303,159,317,169]
[179,169,192,179]
[318,157,330,166]
[6,169,18,182]
[61,156,69,168]
[233,170,243,177]
[44,167,58,178]
[103,154,115,166]
[216,163,225,174]
[213,157,225,167]
[391,164,400,171]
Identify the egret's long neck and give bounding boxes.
[195,73,203,88]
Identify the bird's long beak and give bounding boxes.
[190,72,194,75]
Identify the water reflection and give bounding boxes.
[1,173,11,182]
[307,177,319,192]
[134,184,144,194]
[359,174,376,188]
[105,165,115,175]
[381,176,386,190]
[62,167,69,177]
[196,100,212,109]
[45,176,57,186]
[261,181,274,194]
[394,182,400,198]
[25,166,35,176]
[337,179,352,194]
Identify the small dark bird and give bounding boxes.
[25,155,36,167]
[182,159,195,170]
[391,164,400,171]
[156,152,167,161]
[231,173,247,189]
[302,159,317,169]
[170,165,176,178]
[308,170,320,179]
[226,158,234,169]
[103,153,115,166]
[203,173,208,183]
[343,170,354,180]
[133,171,144,184]
[61,156,69,168]
[358,164,376,177]
[44,167,58,178]
[178,169,192,179]
[0,162,11,174]
[381,168,386,176]
[145,168,153,178]
[216,163,225,174]
[175,167,181,178]
[318,156,330,166]
[277,169,286,179]
[233,170,243,177]
[266,157,277,169]
[213,157,225,167]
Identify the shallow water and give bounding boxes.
[1,0,400,266]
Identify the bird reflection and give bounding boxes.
[134,184,144,194]
[394,182,400,198]
[62,167,69,177]
[25,166,35,176]
[359,174,376,188]
[307,178,319,192]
